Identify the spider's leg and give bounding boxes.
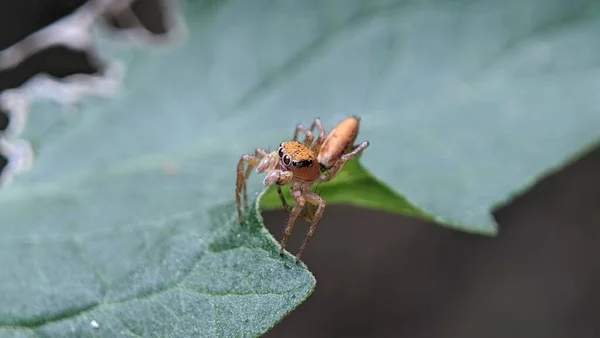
[277,185,292,211]
[319,140,369,183]
[241,164,253,210]
[277,185,314,223]
[236,149,267,224]
[241,148,269,209]
[295,190,327,262]
[280,188,305,256]
[309,118,326,152]
[292,124,314,147]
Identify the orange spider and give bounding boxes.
[235,116,369,261]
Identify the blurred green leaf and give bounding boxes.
[260,158,435,222]
[13,0,600,233]
[2,0,600,336]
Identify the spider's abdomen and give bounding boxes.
[318,116,360,170]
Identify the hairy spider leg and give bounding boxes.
[279,188,306,256]
[277,185,314,223]
[292,124,314,147]
[319,141,370,183]
[241,164,254,209]
[276,185,291,211]
[236,155,258,223]
[295,190,327,261]
[309,118,327,153]
[236,148,269,224]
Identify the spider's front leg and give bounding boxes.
[277,185,315,223]
[280,188,305,257]
[236,148,271,224]
[319,140,370,183]
[295,190,327,261]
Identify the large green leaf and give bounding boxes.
[12,0,600,234]
[0,184,314,337]
[2,0,600,336]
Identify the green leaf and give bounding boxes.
[3,0,600,335]
[0,0,321,332]
[260,158,435,222]
[0,185,314,337]
[9,0,600,235]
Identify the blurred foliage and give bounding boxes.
[261,158,435,223]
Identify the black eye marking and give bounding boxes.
[296,159,313,168]
[278,147,284,158]
[283,154,291,166]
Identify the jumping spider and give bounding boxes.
[236,116,369,261]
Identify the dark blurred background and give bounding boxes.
[1,1,599,337]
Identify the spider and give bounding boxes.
[235,116,369,261]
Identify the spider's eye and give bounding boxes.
[278,147,285,158]
[282,154,292,166]
[291,160,298,167]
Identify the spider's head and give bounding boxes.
[277,141,320,182]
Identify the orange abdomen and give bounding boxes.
[318,116,360,170]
